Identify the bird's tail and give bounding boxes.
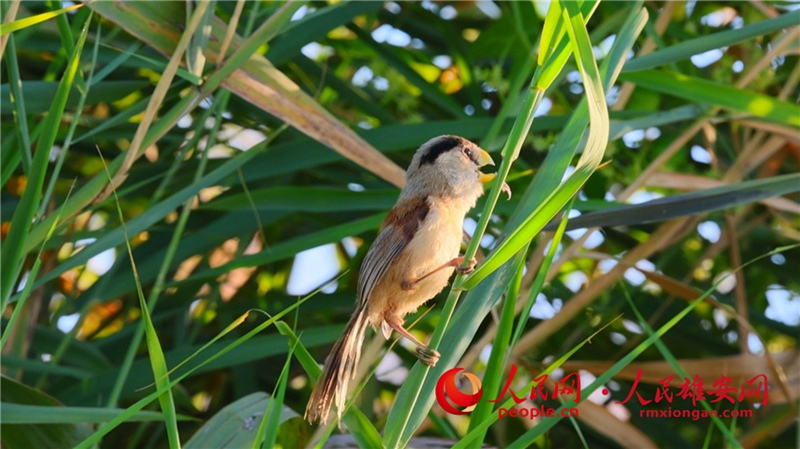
[304,308,369,424]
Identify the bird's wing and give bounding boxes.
[356,196,430,309]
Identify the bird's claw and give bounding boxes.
[455,257,477,275]
[501,182,512,200]
[416,346,441,366]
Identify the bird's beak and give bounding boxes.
[477,149,496,183]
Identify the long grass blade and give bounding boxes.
[0,10,90,305]
[543,172,800,231]
[0,3,83,35]
[623,10,800,72]
[462,0,611,289]
[620,70,800,126]
[1,403,192,424]
[74,281,332,448]
[98,150,181,448]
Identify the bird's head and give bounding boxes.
[405,135,496,201]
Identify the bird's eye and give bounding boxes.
[462,148,473,160]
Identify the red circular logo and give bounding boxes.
[435,367,483,414]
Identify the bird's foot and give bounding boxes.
[455,257,477,275]
[416,346,441,366]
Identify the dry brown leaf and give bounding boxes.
[89,2,406,188]
[739,120,800,145]
[573,396,657,449]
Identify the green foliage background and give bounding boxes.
[1,1,798,448]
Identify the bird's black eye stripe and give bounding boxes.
[419,136,462,166]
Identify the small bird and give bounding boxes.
[305,135,498,425]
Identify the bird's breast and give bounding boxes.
[404,204,463,273]
[365,198,470,322]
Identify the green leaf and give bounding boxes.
[202,187,398,212]
[275,322,384,448]
[461,0,613,289]
[535,0,600,90]
[256,343,294,449]
[184,393,298,449]
[623,10,800,72]
[74,284,327,448]
[1,9,91,305]
[0,403,190,424]
[543,173,800,231]
[619,70,800,126]
[266,1,384,65]
[20,147,264,292]
[0,376,91,449]
[347,24,466,118]
[0,80,149,114]
[0,3,83,35]
[100,146,180,447]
